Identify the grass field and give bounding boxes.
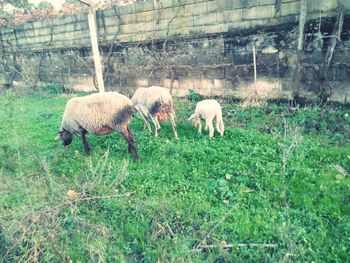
[1,89,350,262]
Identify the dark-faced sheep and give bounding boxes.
[131,86,178,139]
[188,99,224,137]
[56,92,139,160]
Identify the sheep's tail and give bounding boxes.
[216,109,224,136]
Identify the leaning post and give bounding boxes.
[78,0,105,92]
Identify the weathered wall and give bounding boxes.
[1,0,350,101]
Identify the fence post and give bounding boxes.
[79,0,105,92]
[253,43,257,84]
[87,7,105,92]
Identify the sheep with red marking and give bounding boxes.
[131,86,178,139]
[56,92,139,160]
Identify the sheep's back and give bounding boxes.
[132,86,173,110]
[63,92,133,134]
[195,99,221,119]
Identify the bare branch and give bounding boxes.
[318,0,344,104]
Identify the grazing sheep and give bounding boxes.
[188,99,224,137]
[131,86,178,139]
[56,92,139,160]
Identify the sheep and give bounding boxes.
[188,99,224,137]
[131,86,178,139]
[56,92,139,161]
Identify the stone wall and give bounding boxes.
[1,0,350,101]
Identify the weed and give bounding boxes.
[187,89,204,102]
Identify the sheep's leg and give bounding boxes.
[204,122,208,130]
[121,126,139,161]
[81,131,91,154]
[215,113,224,136]
[127,126,139,161]
[149,114,160,137]
[139,112,152,133]
[216,108,224,136]
[197,120,202,134]
[155,117,161,131]
[169,112,178,139]
[144,122,152,133]
[216,117,221,133]
[219,119,224,136]
[135,105,152,133]
[206,119,215,137]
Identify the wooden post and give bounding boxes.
[292,0,307,105]
[297,0,307,52]
[87,8,105,92]
[253,43,257,84]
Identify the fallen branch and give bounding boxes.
[194,213,228,251]
[166,223,175,237]
[191,243,278,252]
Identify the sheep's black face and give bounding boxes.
[59,130,73,146]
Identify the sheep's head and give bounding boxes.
[188,114,198,126]
[56,129,73,146]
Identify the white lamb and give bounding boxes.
[56,92,139,160]
[131,86,178,139]
[188,99,224,137]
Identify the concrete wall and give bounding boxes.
[1,0,350,101]
[0,0,346,51]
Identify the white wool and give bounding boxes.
[194,99,222,120]
[189,99,224,137]
[61,92,133,134]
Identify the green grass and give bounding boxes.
[1,90,350,262]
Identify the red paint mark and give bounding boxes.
[158,110,168,121]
